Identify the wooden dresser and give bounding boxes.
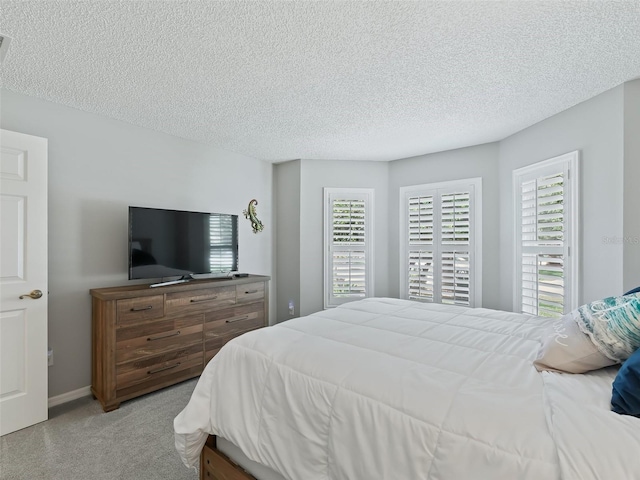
[90,275,269,412]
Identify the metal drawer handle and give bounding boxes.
[244,290,258,294]
[191,296,218,303]
[147,330,180,342]
[226,315,250,324]
[130,305,153,312]
[147,362,181,375]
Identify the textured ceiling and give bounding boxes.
[1,1,640,162]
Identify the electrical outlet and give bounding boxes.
[288,301,295,316]
[47,348,53,367]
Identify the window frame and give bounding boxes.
[399,178,483,307]
[323,187,375,309]
[512,151,580,316]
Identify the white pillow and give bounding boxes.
[534,313,616,373]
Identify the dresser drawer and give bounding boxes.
[205,330,261,364]
[116,343,203,390]
[117,295,164,326]
[116,314,203,364]
[236,282,265,304]
[115,355,203,401]
[204,303,264,341]
[166,286,235,312]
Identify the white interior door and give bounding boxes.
[0,129,48,436]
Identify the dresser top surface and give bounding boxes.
[91,275,270,301]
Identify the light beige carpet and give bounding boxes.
[0,379,199,480]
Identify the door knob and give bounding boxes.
[19,290,43,300]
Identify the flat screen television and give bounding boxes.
[128,206,238,281]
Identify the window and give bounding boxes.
[513,151,579,317]
[324,188,374,308]
[209,214,238,273]
[400,178,482,307]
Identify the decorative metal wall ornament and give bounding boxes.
[243,199,264,234]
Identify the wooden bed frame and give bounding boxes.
[200,435,257,480]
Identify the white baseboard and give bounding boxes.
[48,385,92,408]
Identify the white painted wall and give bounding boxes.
[274,160,301,323]
[498,85,625,311]
[0,89,274,398]
[388,143,501,309]
[623,79,640,292]
[298,160,390,317]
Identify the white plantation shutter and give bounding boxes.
[408,195,434,243]
[408,195,434,301]
[332,250,366,297]
[441,251,470,305]
[209,214,237,272]
[441,192,470,244]
[521,253,565,316]
[440,191,472,305]
[401,179,481,307]
[408,250,434,301]
[331,198,366,298]
[324,189,374,308]
[514,152,579,317]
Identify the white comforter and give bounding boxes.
[174,298,640,480]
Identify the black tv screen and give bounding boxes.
[128,206,238,280]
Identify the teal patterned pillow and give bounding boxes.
[574,294,640,362]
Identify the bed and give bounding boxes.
[174,297,640,480]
